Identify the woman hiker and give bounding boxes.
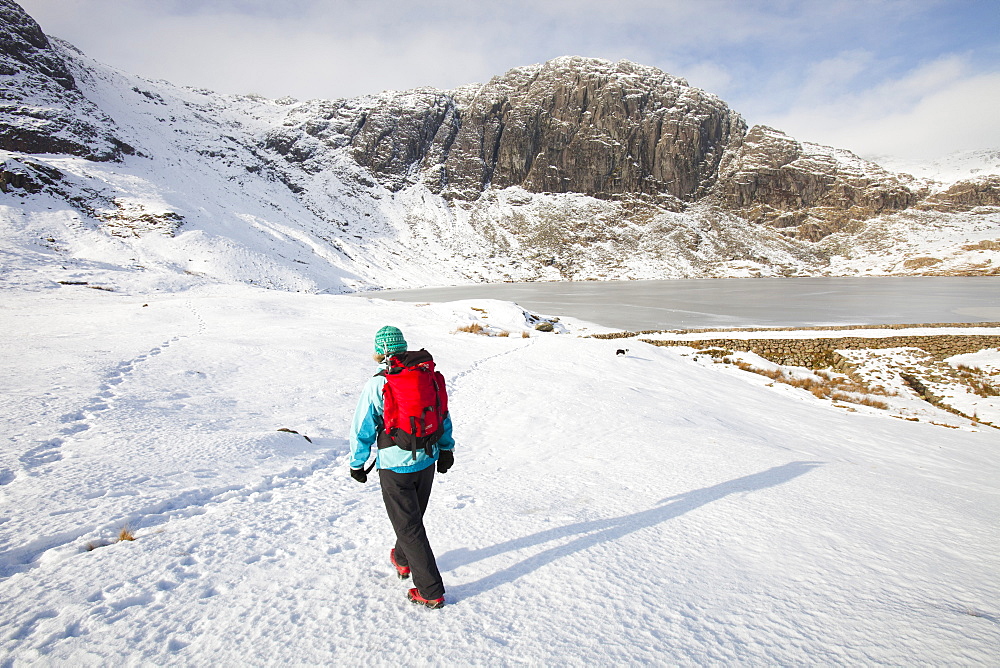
[349,325,455,609]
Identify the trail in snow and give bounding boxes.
[0,286,997,665]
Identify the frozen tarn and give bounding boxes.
[0,284,998,665]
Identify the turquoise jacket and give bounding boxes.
[349,371,454,473]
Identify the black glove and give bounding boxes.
[350,467,367,484]
[437,449,454,474]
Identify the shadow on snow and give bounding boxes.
[440,461,823,601]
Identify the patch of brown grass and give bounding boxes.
[961,239,1000,251]
[831,391,889,409]
[955,365,1000,397]
[728,360,891,410]
[118,525,136,542]
[903,256,942,269]
[456,322,484,335]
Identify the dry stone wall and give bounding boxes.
[641,332,1000,370]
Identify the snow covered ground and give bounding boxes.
[871,149,1000,185]
[1,282,998,665]
[640,325,1000,428]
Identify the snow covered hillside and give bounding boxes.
[0,38,498,294]
[872,149,1000,186]
[3,0,1000,291]
[1,283,997,664]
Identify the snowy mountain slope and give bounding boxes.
[819,208,1000,276]
[1,39,500,293]
[0,285,997,664]
[872,148,1000,186]
[2,0,999,291]
[0,40,826,292]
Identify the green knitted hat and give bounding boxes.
[374,326,407,356]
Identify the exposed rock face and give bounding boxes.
[264,89,460,192]
[915,176,1000,212]
[0,154,62,193]
[439,57,745,203]
[712,126,924,240]
[260,73,999,242]
[0,0,74,89]
[0,0,133,160]
[267,57,745,205]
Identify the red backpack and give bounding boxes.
[378,349,448,460]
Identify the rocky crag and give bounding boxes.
[267,55,996,244]
[1,0,998,291]
[0,0,133,161]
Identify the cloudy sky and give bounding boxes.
[18,0,1000,159]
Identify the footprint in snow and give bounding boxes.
[327,540,357,555]
[167,638,189,653]
[19,439,64,470]
[59,422,89,436]
[443,494,476,510]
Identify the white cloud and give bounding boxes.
[19,0,946,99]
[796,50,876,103]
[676,62,735,98]
[19,0,497,99]
[762,56,1000,158]
[16,0,997,158]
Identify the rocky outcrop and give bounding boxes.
[0,154,62,193]
[266,57,745,204]
[264,89,460,191]
[642,331,1000,368]
[267,59,984,245]
[438,57,745,203]
[711,126,924,240]
[915,175,1000,212]
[0,0,74,89]
[264,72,996,244]
[0,0,134,161]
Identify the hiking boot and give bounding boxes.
[408,588,445,609]
[390,549,410,580]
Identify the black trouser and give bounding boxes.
[378,464,444,600]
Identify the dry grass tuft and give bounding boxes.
[118,525,136,542]
[455,322,518,338]
[954,364,1000,397]
[728,359,891,410]
[961,239,1000,251]
[903,256,943,269]
[522,331,530,338]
